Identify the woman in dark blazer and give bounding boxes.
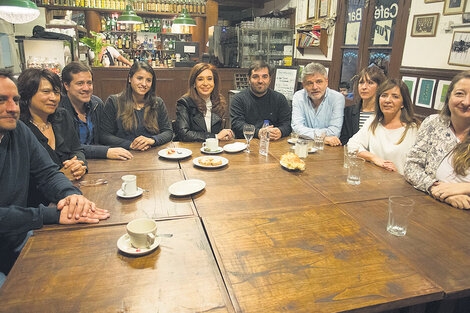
[176,63,234,142]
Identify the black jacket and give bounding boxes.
[175,96,227,142]
[340,102,361,145]
[59,94,110,159]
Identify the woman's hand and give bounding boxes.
[444,195,470,210]
[130,136,155,151]
[63,156,87,180]
[367,155,397,172]
[216,129,234,141]
[107,147,133,160]
[430,182,470,201]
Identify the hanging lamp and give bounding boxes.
[0,0,40,24]
[117,4,143,24]
[173,8,196,26]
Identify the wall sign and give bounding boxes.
[274,67,299,101]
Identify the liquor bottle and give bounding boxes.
[176,0,181,13]
[201,0,205,14]
[144,19,149,32]
[165,0,169,12]
[101,16,106,31]
[125,35,130,49]
[156,19,161,33]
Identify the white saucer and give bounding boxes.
[193,156,229,168]
[200,147,224,154]
[309,148,318,153]
[168,179,206,196]
[117,233,161,255]
[116,187,144,198]
[158,148,192,159]
[223,142,247,153]
[287,138,297,144]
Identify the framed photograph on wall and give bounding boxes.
[307,0,317,20]
[434,80,452,110]
[443,0,467,15]
[411,13,439,37]
[318,0,330,19]
[416,78,436,108]
[402,76,418,103]
[448,31,470,67]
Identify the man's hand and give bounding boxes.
[267,127,282,141]
[130,136,155,151]
[431,182,470,201]
[444,195,470,210]
[217,129,235,141]
[59,206,110,224]
[62,156,87,180]
[57,194,102,219]
[324,136,341,146]
[107,147,133,160]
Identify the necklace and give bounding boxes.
[30,119,51,132]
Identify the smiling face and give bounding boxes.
[65,71,93,106]
[0,77,20,134]
[448,78,470,123]
[358,74,378,102]
[129,69,153,98]
[195,69,214,100]
[379,86,403,120]
[303,73,328,105]
[249,67,271,97]
[29,78,60,119]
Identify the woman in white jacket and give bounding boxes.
[347,78,420,175]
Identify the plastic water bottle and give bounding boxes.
[259,120,270,156]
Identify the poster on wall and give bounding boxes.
[274,67,299,101]
[371,0,399,46]
[416,78,436,108]
[344,0,364,46]
[434,80,451,110]
[318,0,330,18]
[411,13,439,37]
[402,76,418,102]
[448,31,470,67]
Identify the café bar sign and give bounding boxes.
[373,0,398,46]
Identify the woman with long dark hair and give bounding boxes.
[100,62,173,150]
[175,63,233,141]
[347,78,420,174]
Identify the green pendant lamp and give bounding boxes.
[173,8,196,26]
[0,0,40,24]
[117,4,143,24]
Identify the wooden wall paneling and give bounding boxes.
[190,17,206,57]
[205,0,218,54]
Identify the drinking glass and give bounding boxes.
[243,124,255,153]
[387,196,414,236]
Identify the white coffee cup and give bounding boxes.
[121,175,137,196]
[202,138,219,151]
[126,218,157,248]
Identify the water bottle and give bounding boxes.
[259,120,270,156]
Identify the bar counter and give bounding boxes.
[92,66,247,120]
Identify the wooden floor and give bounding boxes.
[2,138,470,312]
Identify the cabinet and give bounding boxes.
[238,28,293,68]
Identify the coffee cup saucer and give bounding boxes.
[116,187,144,199]
[200,147,223,154]
[117,233,161,256]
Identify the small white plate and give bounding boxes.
[117,233,161,256]
[200,147,224,154]
[287,138,297,144]
[193,156,229,169]
[168,179,206,196]
[158,148,192,159]
[116,187,144,199]
[308,148,318,153]
[223,142,247,153]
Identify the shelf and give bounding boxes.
[40,5,206,17]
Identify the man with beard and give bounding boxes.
[292,62,344,146]
[230,61,292,140]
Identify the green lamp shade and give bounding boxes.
[0,0,40,24]
[117,4,143,24]
[173,9,196,26]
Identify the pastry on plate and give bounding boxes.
[198,156,222,166]
[280,152,305,171]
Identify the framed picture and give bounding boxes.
[448,31,470,67]
[416,78,436,108]
[434,80,452,110]
[318,0,330,19]
[402,76,418,103]
[307,0,317,20]
[424,0,443,3]
[443,0,467,15]
[411,13,439,37]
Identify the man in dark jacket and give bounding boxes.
[60,62,133,160]
[0,70,110,282]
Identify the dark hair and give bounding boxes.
[117,62,159,133]
[61,61,93,91]
[339,81,350,89]
[353,65,387,105]
[248,60,272,77]
[17,68,61,122]
[0,69,16,83]
[185,63,226,118]
[369,78,420,144]
[441,70,470,118]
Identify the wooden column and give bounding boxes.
[85,10,101,35]
[190,17,206,58]
[205,0,218,54]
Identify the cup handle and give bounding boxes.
[121,182,127,195]
[147,233,156,248]
[202,142,207,149]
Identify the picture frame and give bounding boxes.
[411,13,439,37]
[434,80,452,111]
[416,78,436,108]
[448,31,470,67]
[424,0,443,3]
[402,76,418,103]
[443,0,467,15]
[318,0,330,19]
[307,0,317,20]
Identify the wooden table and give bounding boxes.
[0,218,234,313]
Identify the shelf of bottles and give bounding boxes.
[101,13,191,67]
[36,0,206,16]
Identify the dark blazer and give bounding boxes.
[340,101,361,145]
[175,96,227,142]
